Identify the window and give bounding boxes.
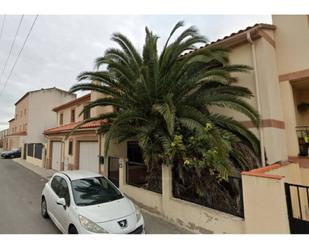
[71,109,75,123]
[59,178,71,207]
[59,113,64,125]
[27,143,34,157]
[83,107,90,120]
[127,141,144,163]
[34,143,43,159]
[51,176,62,196]
[68,141,73,155]
[71,177,123,206]
[51,176,70,207]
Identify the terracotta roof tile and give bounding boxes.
[180,23,276,58]
[44,120,106,135]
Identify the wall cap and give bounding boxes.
[123,183,163,197]
[241,163,286,180]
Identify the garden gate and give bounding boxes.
[285,182,309,233]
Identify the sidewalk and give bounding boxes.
[13,158,56,180]
[13,158,192,234]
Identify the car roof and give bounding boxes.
[58,170,102,181]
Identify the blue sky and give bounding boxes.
[0,15,271,130]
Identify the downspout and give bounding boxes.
[61,138,65,171]
[246,31,266,167]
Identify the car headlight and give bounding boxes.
[78,215,107,233]
[135,206,142,222]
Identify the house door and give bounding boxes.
[51,142,62,171]
[285,183,309,233]
[108,157,119,187]
[79,141,98,172]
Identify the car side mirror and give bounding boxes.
[56,197,66,208]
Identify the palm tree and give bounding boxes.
[70,21,260,187]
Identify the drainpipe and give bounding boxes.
[246,31,266,167]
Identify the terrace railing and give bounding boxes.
[172,171,244,218]
[126,161,162,194]
[296,126,309,156]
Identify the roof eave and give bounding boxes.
[44,127,98,135]
[181,23,276,57]
[14,87,74,106]
[52,93,91,112]
[208,25,275,49]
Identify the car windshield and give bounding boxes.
[71,177,123,206]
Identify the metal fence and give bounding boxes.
[108,156,119,187]
[126,161,162,194]
[172,171,244,218]
[296,126,309,156]
[285,182,309,233]
[125,160,244,217]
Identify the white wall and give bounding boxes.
[273,15,309,75]
[27,89,75,144]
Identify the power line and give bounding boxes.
[0,15,24,87]
[0,15,39,97]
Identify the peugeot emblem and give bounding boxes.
[118,219,128,228]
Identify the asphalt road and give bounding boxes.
[0,158,60,234]
[0,157,191,234]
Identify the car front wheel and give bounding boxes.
[41,197,49,218]
[69,225,78,234]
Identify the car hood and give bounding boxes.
[76,197,136,223]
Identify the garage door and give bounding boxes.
[52,142,62,171]
[79,141,98,173]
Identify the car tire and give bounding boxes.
[41,197,49,219]
[69,225,78,234]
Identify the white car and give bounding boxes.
[41,170,145,234]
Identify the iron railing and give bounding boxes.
[296,126,309,156]
[108,157,119,187]
[172,173,244,218]
[125,160,244,217]
[126,161,162,194]
[285,182,309,221]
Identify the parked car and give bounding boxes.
[0,148,21,159]
[41,170,145,234]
